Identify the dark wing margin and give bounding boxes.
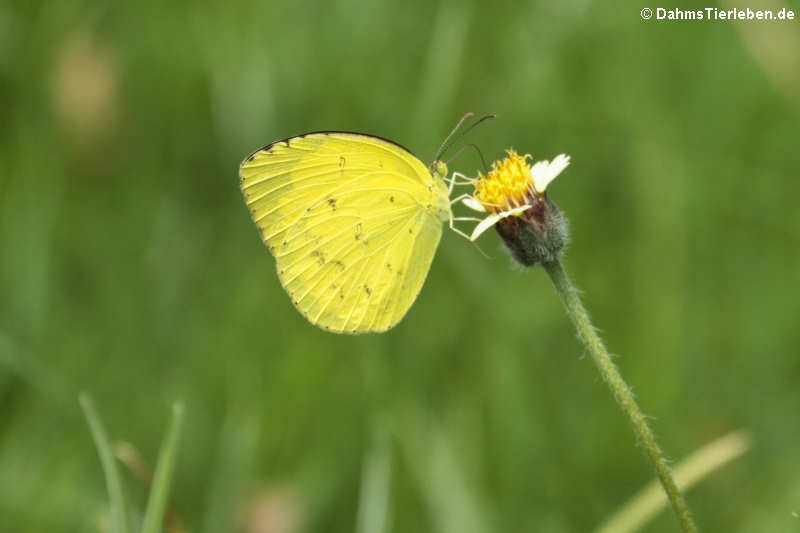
[242,131,419,163]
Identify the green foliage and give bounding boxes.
[80,395,184,533]
[1,0,799,531]
[80,393,130,533]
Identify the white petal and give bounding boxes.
[461,196,486,212]
[470,214,503,241]
[530,160,550,180]
[499,205,530,218]
[469,205,530,241]
[531,153,571,193]
[548,153,571,178]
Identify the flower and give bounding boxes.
[462,150,571,266]
[462,150,570,240]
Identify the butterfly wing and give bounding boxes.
[240,132,451,333]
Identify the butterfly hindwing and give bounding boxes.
[240,132,450,333]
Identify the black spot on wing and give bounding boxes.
[311,250,325,265]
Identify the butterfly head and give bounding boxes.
[431,160,448,180]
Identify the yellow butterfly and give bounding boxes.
[239,115,491,334]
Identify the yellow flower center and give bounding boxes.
[474,150,534,213]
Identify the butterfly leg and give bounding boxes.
[447,172,477,195]
[451,171,476,184]
[447,209,474,241]
[446,171,457,195]
[447,210,493,258]
[449,193,476,206]
[448,212,485,240]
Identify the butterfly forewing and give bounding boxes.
[240,132,450,333]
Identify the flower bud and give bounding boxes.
[495,196,568,266]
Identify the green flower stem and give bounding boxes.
[543,258,698,533]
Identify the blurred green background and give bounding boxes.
[1,1,799,532]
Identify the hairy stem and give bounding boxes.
[543,258,698,533]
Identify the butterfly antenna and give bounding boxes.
[434,112,474,164]
[436,113,496,163]
[446,143,490,174]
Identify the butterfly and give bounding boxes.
[239,114,492,334]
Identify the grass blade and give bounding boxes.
[140,402,185,533]
[596,430,751,533]
[80,392,129,533]
[356,421,392,533]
